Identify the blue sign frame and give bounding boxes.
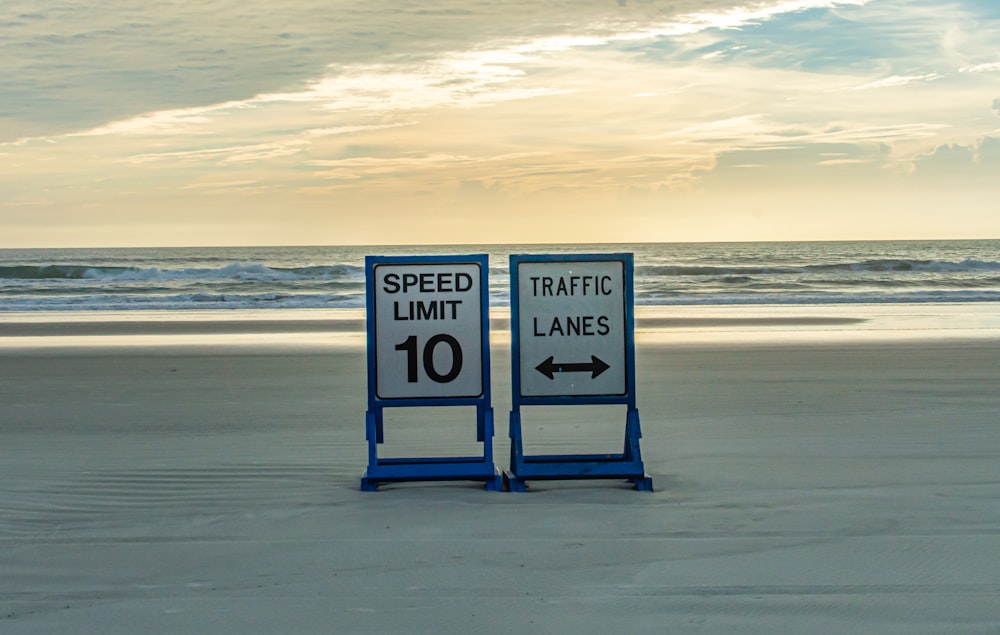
[362,254,502,491]
[507,253,652,491]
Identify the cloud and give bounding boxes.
[817,158,871,166]
[1,0,758,142]
[993,97,1000,116]
[705,140,893,184]
[979,136,1000,163]
[961,61,1000,73]
[849,73,944,91]
[911,136,1000,178]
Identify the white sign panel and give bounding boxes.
[516,259,627,397]
[372,262,484,400]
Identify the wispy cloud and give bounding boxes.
[817,157,871,166]
[849,73,944,91]
[960,61,1000,73]
[126,124,408,164]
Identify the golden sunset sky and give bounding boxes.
[2,0,999,247]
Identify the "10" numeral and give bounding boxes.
[395,334,463,383]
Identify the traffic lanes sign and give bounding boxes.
[505,252,650,492]
[511,254,634,401]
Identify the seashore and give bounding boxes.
[2,304,1000,633]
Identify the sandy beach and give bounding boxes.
[2,305,999,633]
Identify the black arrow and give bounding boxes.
[535,355,610,380]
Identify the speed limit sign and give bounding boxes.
[367,256,487,401]
[362,254,500,491]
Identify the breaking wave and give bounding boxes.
[0,262,363,282]
[3,242,1000,311]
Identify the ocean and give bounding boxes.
[1,240,999,312]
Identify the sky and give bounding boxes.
[2,0,999,247]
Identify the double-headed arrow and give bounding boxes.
[535,355,610,380]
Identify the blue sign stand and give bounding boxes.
[361,254,502,491]
[506,253,652,492]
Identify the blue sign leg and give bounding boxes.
[505,410,528,492]
[481,407,504,491]
[625,409,653,491]
[361,410,381,491]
